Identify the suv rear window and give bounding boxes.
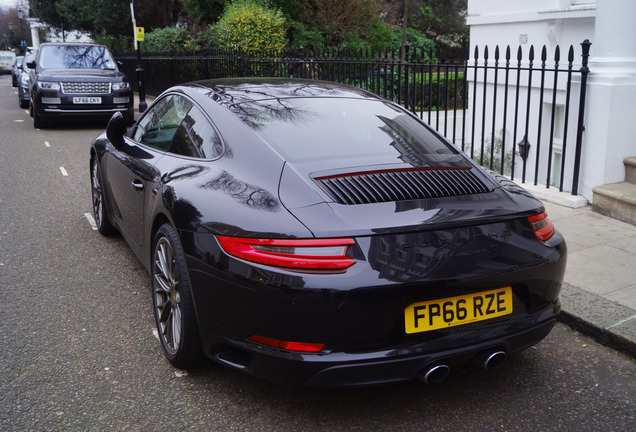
[38,45,117,70]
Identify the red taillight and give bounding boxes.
[528,212,555,242]
[216,236,356,270]
[248,335,325,352]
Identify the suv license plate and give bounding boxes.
[73,97,102,104]
[404,287,513,334]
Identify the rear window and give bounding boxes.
[234,97,466,166]
[38,45,116,70]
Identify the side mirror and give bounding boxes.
[106,112,127,149]
[26,60,35,69]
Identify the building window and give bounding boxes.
[551,105,565,187]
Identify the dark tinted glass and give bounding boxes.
[23,51,37,70]
[170,106,223,159]
[133,95,193,151]
[236,98,465,166]
[38,45,117,70]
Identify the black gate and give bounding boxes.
[116,40,590,195]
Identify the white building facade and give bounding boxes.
[467,0,636,204]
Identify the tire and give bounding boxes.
[18,95,28,109]
[151,224,205,369]
[33,107,47,129]
[90,158,117,235]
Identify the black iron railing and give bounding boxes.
[115,41,590,195]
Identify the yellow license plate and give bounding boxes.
[404,287,513,334]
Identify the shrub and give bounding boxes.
[96,35,132,52]
[472,130,514,175]
[144,27,192,53]
[344,20,393,49]
[298,0,385,47]
[391,27,436,52]
[192,28,219,50]
[214,0,287,51]
[287,21,325,49]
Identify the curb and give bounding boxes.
[557,311,636,358]
[557,283,636,358]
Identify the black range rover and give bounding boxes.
[28,43,134,129]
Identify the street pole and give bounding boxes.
[130,1,147,113]
[135,42,148,113]
[17,8,25,52]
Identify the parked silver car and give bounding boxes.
[18,51,36,109]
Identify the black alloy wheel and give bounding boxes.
[152,224,205,369]
[91,158,116,235]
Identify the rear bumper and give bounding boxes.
[184,218,566,387]
[208,311,558,388]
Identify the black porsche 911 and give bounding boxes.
[90,78,566,388]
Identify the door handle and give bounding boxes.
[131,179,144,191]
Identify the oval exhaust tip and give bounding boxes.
[476,350,507,370]
[418,364,450,384]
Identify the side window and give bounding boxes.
[132,94,193,151]
[170,106,224,159]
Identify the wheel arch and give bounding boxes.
[150,219,206,368]
[89,147,97,171]
[149,213,173,266]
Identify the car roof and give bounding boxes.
[37,42,108,49]
[183,78,381,108]
[39,42,104,46]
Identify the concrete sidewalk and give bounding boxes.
[541,198,636,358]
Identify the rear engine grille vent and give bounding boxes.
[61,82,111,94]
[316,169,492,205]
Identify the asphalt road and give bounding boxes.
[0,75,634,432]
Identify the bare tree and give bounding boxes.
[299,0,383,47]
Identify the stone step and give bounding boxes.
[592,181,636,226]
[625,157,636,184]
